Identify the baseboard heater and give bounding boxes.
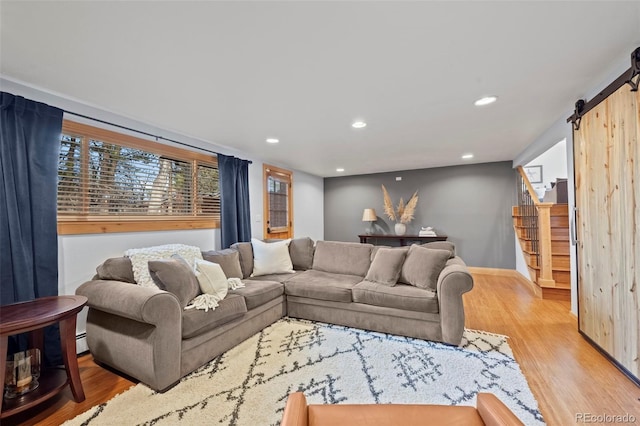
[76,332,89,355]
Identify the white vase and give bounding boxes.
[394,223,406,236]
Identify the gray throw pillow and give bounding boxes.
[364,248,407,286]
[201,249,243,279]
[96,257,136,283]
[370,245,392,262]
[148,256,201,308]
[421,241,456,258]
[399,245,451,290]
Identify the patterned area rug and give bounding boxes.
[65,318,545,425]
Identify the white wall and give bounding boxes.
[512,52,632,315]
[1,77,324,349]
[525,139,567,192]
[293,171,324,241]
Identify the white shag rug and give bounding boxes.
[65,318,545,426]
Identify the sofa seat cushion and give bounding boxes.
[182,294,247,339]
[244,271,303,284]
[229,280,284,310]
[352,281,439,314]
[285,270,363,303]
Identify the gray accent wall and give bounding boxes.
[324,161,516,269]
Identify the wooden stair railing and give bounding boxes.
[514,166,570,300]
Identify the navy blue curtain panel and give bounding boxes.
[218,153,251,248]
[0,92,63,365]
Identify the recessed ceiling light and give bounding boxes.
[474,96,497,106]
[266,138,279,144]
[352,121,367,129]
[336,168,345,172]
[462,153,474,160]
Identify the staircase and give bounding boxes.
[513,167,571,301]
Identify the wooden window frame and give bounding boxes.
[58,120,220,235]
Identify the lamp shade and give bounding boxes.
[362,208,377,221]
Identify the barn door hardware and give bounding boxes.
[568,46,640,130]
[626,47,640,91]
[571,100,585,131]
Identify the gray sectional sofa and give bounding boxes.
[76,239,473,391]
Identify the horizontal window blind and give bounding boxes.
[267,175,289,229]
[57,121,219,223]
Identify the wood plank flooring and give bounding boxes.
[5,271,640,425]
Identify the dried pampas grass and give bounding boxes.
[381,185,418,224]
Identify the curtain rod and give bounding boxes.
[62,109,252,164]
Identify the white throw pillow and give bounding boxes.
[250,238,295,277]
[194,259,228,300]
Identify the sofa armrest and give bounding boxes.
[76,279,181,325]
[436,257,474,345]
[476,393,525,426]
[281,392,309,426]
[76,279,183,391]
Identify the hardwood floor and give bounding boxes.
[5,271,640,425]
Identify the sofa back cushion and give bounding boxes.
[312,241,373,277]
[231,242,254,279]
[96,257,136,283]
[288,237,315,271]
[202,249,243,279]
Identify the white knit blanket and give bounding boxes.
[125,244,203,288]
[185,278,246,312]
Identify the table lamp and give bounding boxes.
[362,208,377,235]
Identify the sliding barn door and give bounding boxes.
[573,85,639,382]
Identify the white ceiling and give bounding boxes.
[1,1,639,177]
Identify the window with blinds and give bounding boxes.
[57,121,220,234]
[267,176,289,228]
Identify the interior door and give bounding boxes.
[573,84,639,382]
[263,164,293,239]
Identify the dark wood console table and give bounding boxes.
[358,234,448,246]
[0,295,87,418]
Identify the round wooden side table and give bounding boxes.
[0,295,87,418]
